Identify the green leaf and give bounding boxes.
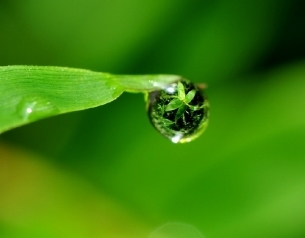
[177,81,185,100]
[189,104,204,111]
[161,118,174,126]
[165,98,184,111]
[185,89,196,103]
[175,104,187,122]
[0,66,181,134]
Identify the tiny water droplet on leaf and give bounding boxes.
[146,78,209,143]
[16,96,60,122]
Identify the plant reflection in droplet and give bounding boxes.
[146,79,209,143]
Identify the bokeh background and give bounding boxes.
[1,0,305,237]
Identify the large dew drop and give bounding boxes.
[146,79,209,143]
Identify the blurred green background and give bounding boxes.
[1,0,305,237]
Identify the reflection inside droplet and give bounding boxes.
[165,86,175,94]
[146,78,209,143]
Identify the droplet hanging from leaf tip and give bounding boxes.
[146,78,209,143]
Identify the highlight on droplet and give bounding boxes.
[26,107,33,114]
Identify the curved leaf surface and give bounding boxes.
[0,66,181,133]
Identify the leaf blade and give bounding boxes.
[185,89,196,104]
[0,66,180,133]
[175,104,187,122]
[165,99,184,111]
[177,81,185,100]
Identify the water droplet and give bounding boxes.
[16,96,60,122]
[106,79,124,99]
[146,78,209,143]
